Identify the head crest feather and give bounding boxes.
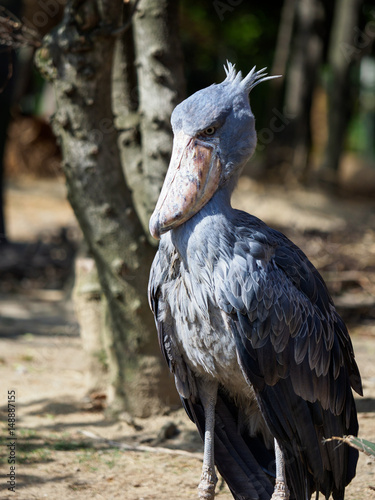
[223,61,281,93]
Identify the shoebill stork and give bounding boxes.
[148,63,362,500]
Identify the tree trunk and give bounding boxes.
[0,0,22,244]
[112,0,185,237]
[269,0,296,109]
[72,257,109,393]
[131,0,185,233]
[35,0,182,416]
[320,0,362,183]
[281,0,325,181]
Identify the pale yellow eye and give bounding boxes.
[203,127,216,136]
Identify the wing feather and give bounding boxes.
[149,213,362,499]
[148,251,196,400]
[213,221,361,497]
[214,227,362,407]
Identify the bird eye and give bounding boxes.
[203,127,216,136]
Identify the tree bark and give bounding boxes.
[72,257,109,393]
[112,0,185,238]
[35,0,181,416]
[132,0,185,233]
[269,0,296,108]
[0,0,22,243]
[112,2,143,233]
[282,0,325,181]
[320,0,362,183]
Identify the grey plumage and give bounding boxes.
[148,63,362,500]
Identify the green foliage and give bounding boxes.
[325,435,375,459]
[179,1,282,129]
[346,436,375,458]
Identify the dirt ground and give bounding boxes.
[0,177,375,500]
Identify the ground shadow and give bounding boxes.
[355,397,375,413]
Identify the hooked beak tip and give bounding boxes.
[149,212,161,240]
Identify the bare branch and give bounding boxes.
[324,435,375,459]
[0,7,41,50]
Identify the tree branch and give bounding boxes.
[0,7,41,49]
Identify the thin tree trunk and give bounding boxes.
[270,0,296,101]
[282,0,325,181]
[264,0,296,174]
[112,0,185,236]
[112,2,143,232]
[132,0,185,232]
[73,257,109,393]
[0,0,22,244]
[35,0,180,416]
[320,0,362,183]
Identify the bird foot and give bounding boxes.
[198,464,218,500]
[271,480,290,500]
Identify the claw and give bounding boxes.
[272,439,290,499]
[198,464,218,500]
[270,479,290,500]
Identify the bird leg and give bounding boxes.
[197,379,218,500]
[271,438,290,500]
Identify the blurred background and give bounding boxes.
[0,1,374,498]
[1,0,374,320]
[2,1,375,197]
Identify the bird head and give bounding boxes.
[149,62,279,240]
